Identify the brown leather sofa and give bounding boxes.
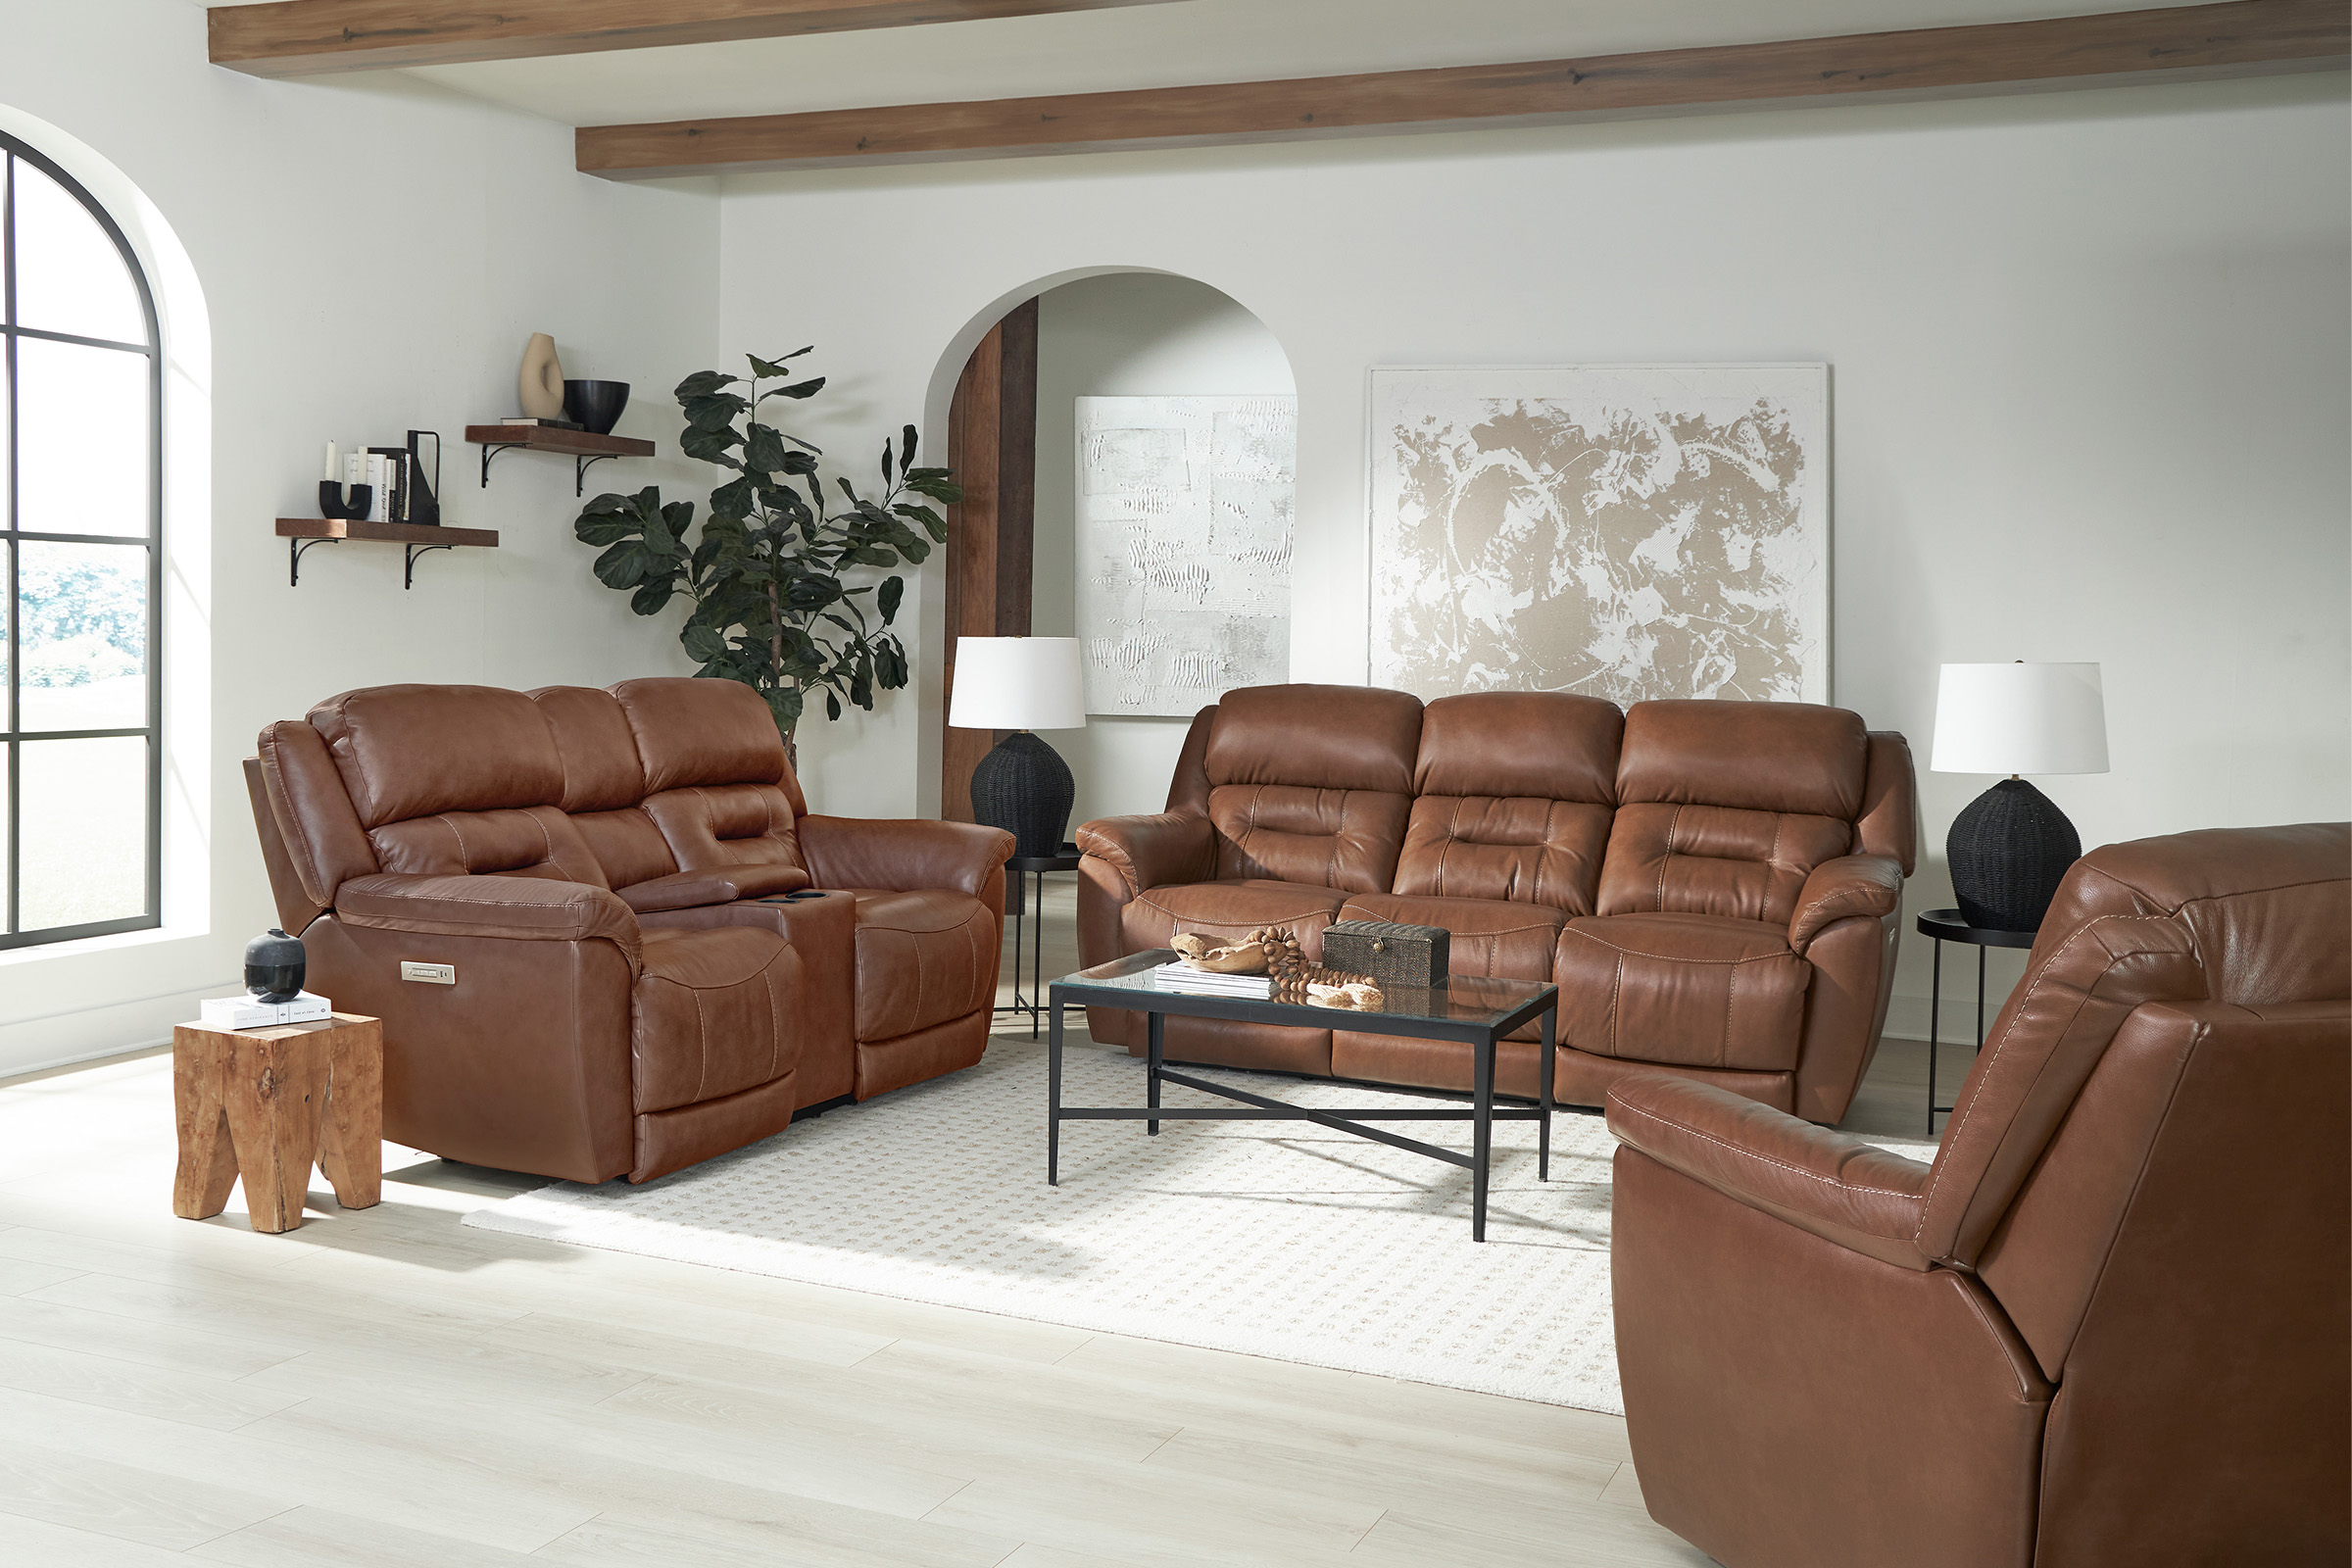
[244,678,1012,1185]
[1608,823,2351,1568]
[1076,683,1916,1122]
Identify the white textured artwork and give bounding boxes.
[1077,395,1296,715]
[1370,366,1830,705]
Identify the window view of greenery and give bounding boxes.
[4,142,157,944]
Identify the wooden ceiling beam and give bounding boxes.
[208,0,1181,77]
[574,0,2349,178]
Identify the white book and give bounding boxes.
[1150,963,1273,999]
[198,991,334,1031]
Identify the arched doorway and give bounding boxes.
[936,272,1297,833]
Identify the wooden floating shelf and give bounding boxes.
[276,517,501,547]
[275,517,499,589]
[466,424,657,496]
[463,425,655,459]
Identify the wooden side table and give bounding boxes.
[172,1012,382,1233]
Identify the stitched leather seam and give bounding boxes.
[261,732,332,901]
[691,986,710,1102]
[1607,956,1623,1056]
[761,962,781,1084]
[1913,915,2143,1241]
[1657,807,1682,910]
[1721,956,1738,1068]
[1562,931,1789,964]
[1606,1092,1924,1203]
[438,813,471,868]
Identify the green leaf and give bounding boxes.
[594,541,651,589]
[766,376,826,401]
[681,625,728,662]
[780,450,819,476]
[681,424,743,466]
[767,685,805,738]
[574,516,639,548]
[673,370,741,400]
[900,424,917,475]
[747,347,814,378]
[631,580,677,616]
[877,574,903,624]
[824,690,842,722]
[708,474,757,522]
[742,423,789,475]
[880,438,894,486]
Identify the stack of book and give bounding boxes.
[1150,961,1273,1000]
[197,991,334,1031]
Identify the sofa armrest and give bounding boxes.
[336,873,642,971]
[797,815,1013,899]
[1606,1073,1933,1270]
[615,866,808,912]
[1074,812,1215,899]
[1789,854,1905,953]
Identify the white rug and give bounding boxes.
[465,1037,1936,1414]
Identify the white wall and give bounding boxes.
[0,0,720,1074]
[1031,273,1296,826]
[719,75,2352,1040]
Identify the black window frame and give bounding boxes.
[1,132,165,950]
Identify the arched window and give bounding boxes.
[1,134,161,949]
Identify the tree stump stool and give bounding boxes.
[172,1013,383,1234]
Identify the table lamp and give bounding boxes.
[949,636,1087,857]
[1931,661,2109,932]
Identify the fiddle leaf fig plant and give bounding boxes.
[573,347,959,743]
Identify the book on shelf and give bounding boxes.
[501,416,583,429]
[1149,962,1273,1000]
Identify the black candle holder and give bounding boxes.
[318,480,373,520]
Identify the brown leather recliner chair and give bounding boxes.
[1077,683,1916,1122]
[1607,823,2351,1568]
[245,678,1012,1185]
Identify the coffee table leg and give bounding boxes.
[1539,1005,1554,1183]
[1048,989,1063,1186]
[1147,1011,1163,1136]
[1473,1033,1494,1243]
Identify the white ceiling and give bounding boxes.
[201,1,2218,127]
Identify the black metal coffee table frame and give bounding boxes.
[1046,951,1560,1242]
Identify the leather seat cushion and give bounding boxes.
[1122,879,1350,959]
[849,888,997,1042]
[632,926,803,1114]
[1336,892,1565,982]
[1555,912,1810,1072]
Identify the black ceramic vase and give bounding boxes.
[243,928,307,1004]
[970,731,1075,858]
[563,379,630,435]
[1946,778,2082,933]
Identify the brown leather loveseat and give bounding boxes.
[245,678,1013,1184]
[1607,823,2351,1567]
[1076,683,1915,1123]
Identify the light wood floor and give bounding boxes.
[0,881,1959,1566]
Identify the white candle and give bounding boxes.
[323,441,338,482]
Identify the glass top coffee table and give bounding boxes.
[1046,951,1561,1242]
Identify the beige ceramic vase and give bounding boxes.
[518,333,566,419]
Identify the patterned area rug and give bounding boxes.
[465,1037,1936,1413]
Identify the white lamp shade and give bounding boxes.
[948,637,1086,731]
[1931,662,2109,775]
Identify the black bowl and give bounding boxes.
[563,379,630,435]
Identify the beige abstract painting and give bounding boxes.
[1369,366,1829,705]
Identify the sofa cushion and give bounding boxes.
[1598,802,1855,926]
[1202,684,1421,895]
[529,685,647,811]
[643,783,810,891]
[631,926,803,1114]
[612,676,807,808]
[1555,912,1811,1072]
[368,804,610,887]
[1122,879,1350,960]
[1393,691,1621,912]
[1336,892,1565,982]
[848,889,997,1042]
[311,684,564,829]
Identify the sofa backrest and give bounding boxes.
[1920,823,2349,1274]
[531,684,676,891]
[1595,700,1869,926]
[1393,692,1622,912]
[1199,684,1423,895]
[307,684,609,886]
[612,677,810,891]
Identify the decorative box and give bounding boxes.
[1320,920,1449,989]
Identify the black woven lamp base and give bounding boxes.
[1947,777,2082,933]
[971,730,1075,859]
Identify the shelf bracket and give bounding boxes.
[574,452,622,498]
[478,441,523,487]
[289,535,338,587]
[403,542,455,590]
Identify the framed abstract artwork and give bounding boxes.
[1368,365,1830,705]
[1076,395,1296,715]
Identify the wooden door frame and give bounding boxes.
[941,297,1039,822]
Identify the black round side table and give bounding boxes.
[1917,908,2037,1135]
[1002,847,1084,1038]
